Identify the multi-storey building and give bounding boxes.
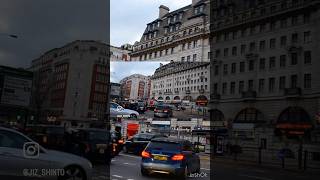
[110,45,132,61]
[30,40,110,126]
[0,66,33,126]
[151,62,210,105]
[120,74,150,101]
[130,0,211,62]
[209,0,320,159]
[110,82,121,101]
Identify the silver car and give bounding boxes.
[0,127,92,180]
[110,102,139,118]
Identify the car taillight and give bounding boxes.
[118,139,124,144]
[141,150,151,158]
[154,109,157,112]
[85,143,90,153]
[171,154,184,161]
[164,110,168,112]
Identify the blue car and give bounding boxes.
[140,137,200,179]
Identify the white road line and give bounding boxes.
[239,174,273,180]
[200,168,210,171]
[127,179,135,180]
[123,162,137,166]
[112,175,123,178]
[119,153,141,159]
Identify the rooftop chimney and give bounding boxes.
[159,5,170,19]
[192,0,201,6]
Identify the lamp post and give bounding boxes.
[0,33,18,39]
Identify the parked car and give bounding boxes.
[111,130,124,156]
[72,128,113,164]
[127,102,146,114]
[0,127,92,180]
[110,102,139,118]
[141,137,200,179]
[25,124,66,151]
[123,133,167,155]
[154,104,173,118]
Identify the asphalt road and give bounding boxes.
[109,153,211,180]
[212,158,319,180]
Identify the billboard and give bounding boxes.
[0,75,32,107]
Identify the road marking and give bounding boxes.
[200,168,210,171]
[123,162,137,166]
[112,175,123,178]
[119,153,141,159]
[127,179,134,180]
[239,174,273,180]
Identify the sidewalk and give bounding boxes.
[198,153,320,175]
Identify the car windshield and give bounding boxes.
[46,127,65,135]
[147,141,181,151]
[89,131,110,141]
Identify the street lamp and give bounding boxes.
[0,33,18,39]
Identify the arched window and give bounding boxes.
[174,96,180,100]
[234,108,264,123]
[165,96,170,100]
[158,97,163,100]
[210,109,224,121]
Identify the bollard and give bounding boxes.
[304,150,308,171]
[258,148,262,164]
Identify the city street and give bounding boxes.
[109,153,211,180]
[212,158,319,180]
[140,108,209,120]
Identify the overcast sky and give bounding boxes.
[110,61,169,83]
[0,0,191,68]
[110,0,191,47]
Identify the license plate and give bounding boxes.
[99,149,105,154]
[153,155,167,161]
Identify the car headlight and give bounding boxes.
[88,161,93,168]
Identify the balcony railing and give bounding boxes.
[199,89,205,94]
[284,87,301,97]
[242,90,257,101]
[209,93,221,103]
[186,90,191,94]
[164,91,173,95]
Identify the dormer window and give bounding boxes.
[173,15,177,22]
[179,13,183,20]
[157,21,160,27]
[167,17,171,24]
[165,28,168,34]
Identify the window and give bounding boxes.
[230,82,235,94]
[270,21,276,31]
[231,63,236,73]
[232,46,237,56]
[270,38,276,49]
[171,47,174,54]
[280,36,287,47]
[304,13,310,23]
[304,74,311,89]
[249,60,255,71]
[250,42,256,51]
[279,76,286,90]
[208,52,211,60]
[304,31,311,43]
[250,26,255,34]
[259,40,265,51]
[260,23,266,32]
[291,75,298,88]
[291,53,298,65]
[214,65,219,75]
[281,18,287,28]
[248,80,254,90]
[215,49,221,58]
[241,44,246,54]
[292,33,298,43]
[269,78,275,92]
[241,29,246,37]
[280,55,286,67]
[193,54,197,61]
[222,83,227,94]
[269,57,276,69]
[292,16,298,25]
[213,83,218,93]
[223,64,228,75]
[304,51,311,64]
[0,130,30,149]
[232,31,237,39]
[181,57,185,62]
[259,58,265,70]
[187,55,191,62]
[224,48,229,57]
[240,62,245,72]
[239,81,244,93]
[259,79,265,92]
